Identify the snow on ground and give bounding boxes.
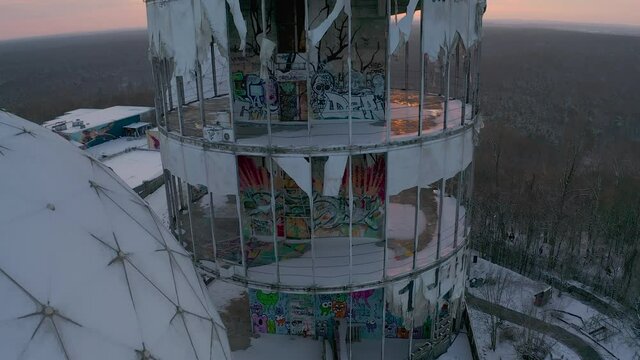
[102,149,162,188]
[231,334,323,360]
[146,184,170,227]
[207,279,246,311]
[469,256,640,360]
[440,331,474,360]
[86,136,148,158]
[468,308,579,360]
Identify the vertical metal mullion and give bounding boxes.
[268,156,280,284]
[177,76,185,136]
[260,0,273,147]
[187,184,197,260]
[211,39,218,97]
[173,176,184,246]
[443,58,450,131]
[197,62,207,127]
[385,0,392,144]
[408,314,415,359]
[348,7,353,146]
[159,62,170,132]
[309,156,317,287]
[462,54,470,126]
[233,156,248,274]
[305,0,312,140]
[348,155,354,287]
[164,170,175,230]
[418,0,425,137]
[165,60,174,110]
[454,170,462,250]
[383,152,390,281]
[209,192,218,260]
[380,287,387,359]
[412,180,421,270]
[436,177,445,259]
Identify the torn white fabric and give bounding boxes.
[322,155,348,197]
[309,0,347,47]
[259,36,277,79]
[389,18,401,55]
[160,134,238,195]
[274,157,312,196]
[205,151,239,195]
[422,0,480,59]
[201,0,229,55]
[226,0,247,51]
[387,146,420,196]
[389,0,420,55]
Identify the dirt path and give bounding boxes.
[467,293,604,360]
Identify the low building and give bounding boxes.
[43,106,154,148]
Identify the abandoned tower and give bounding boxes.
[146,0,486,357]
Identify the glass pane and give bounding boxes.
[189,185,215,261]
[238,155,277,283]
[229,1,271,143]
[386,187,417,278]
[422,53,447,135]
[311,156,351,287]
[390,0,422,140]
[272,156,314,287]
[440,172,461,258]
[460,163,473,239]
[411,268,438,357]
[384,280,412,359]
[348,288,385,360]
[415,180,440,268]
[308,0,350,145]
[350,0,388,145]
[351,153,386,283]
[212,192,242,265]
[447,41,469,128]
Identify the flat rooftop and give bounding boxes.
[44,106,153,134]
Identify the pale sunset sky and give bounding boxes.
[0,0,639,41]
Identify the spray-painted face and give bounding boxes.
[312,72,334,95]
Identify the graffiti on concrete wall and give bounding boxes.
[309,67,386,121]
[238,154,386,244]
[249,288,384,339]
[232,72,280,121]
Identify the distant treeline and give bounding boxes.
[0,30,154,124]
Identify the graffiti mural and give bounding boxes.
[239,153,386,248]
[249,288,384,339]
[232,72,280,121]
[309,68,386,121]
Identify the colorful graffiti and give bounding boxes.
[232,72,280,121]
[249,288,385,339]
[238,154,386,249]
[384,304,434,340]
[309,68,386,121]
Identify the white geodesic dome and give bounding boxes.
[0,111,231,360]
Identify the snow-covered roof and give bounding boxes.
[0,111,230,360]
[123,122,152,130]
[43,106,153,134]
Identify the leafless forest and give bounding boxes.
[1,26,639,311]
[475,27,640,310]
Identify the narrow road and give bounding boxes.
[467,293,603,360]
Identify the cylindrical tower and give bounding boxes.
[146,0,485,357]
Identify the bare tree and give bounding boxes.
[480,270,513,351]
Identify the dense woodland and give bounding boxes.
[1,27,639,312]
[473,27,640,310]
